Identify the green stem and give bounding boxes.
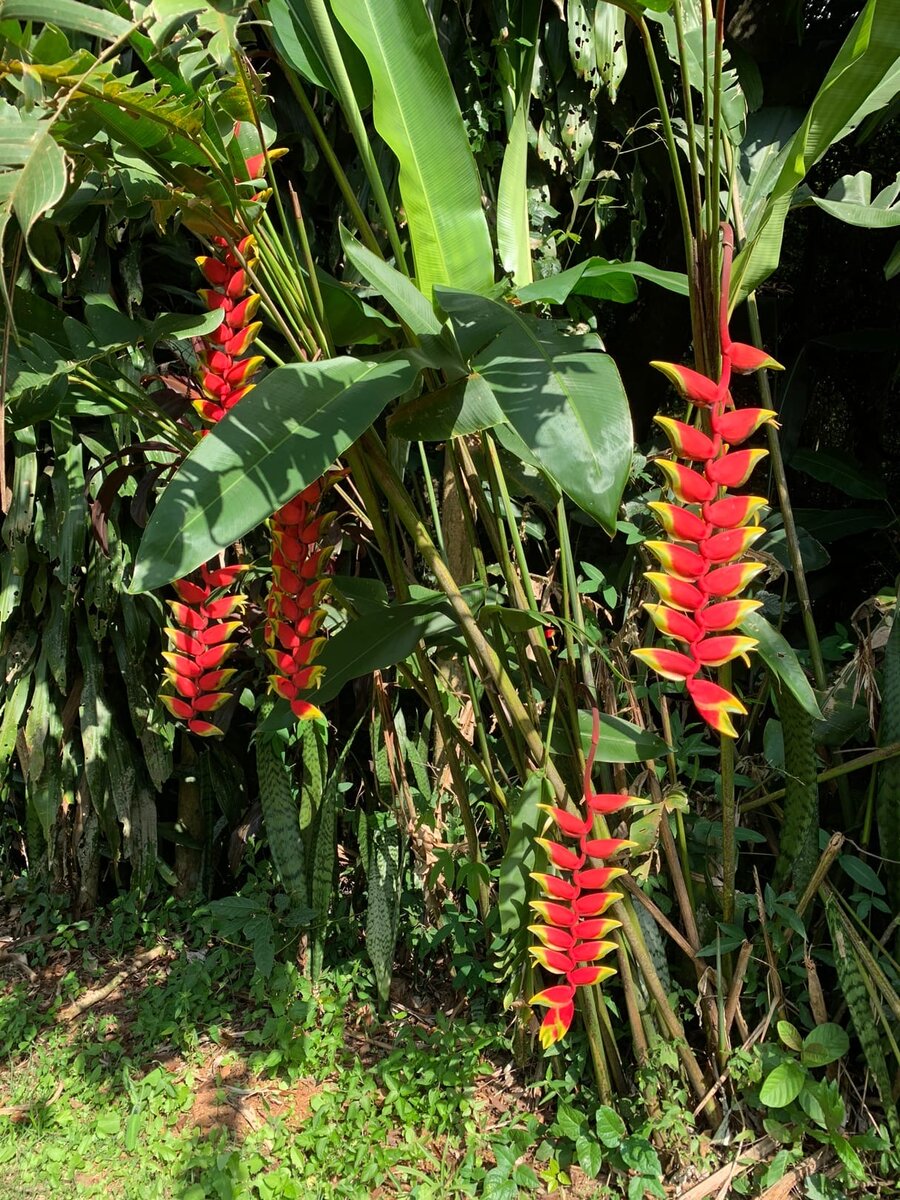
[362,430,572,802]
[637,18,696,289]
[578,987,613,1103]
[725,142,827,690]
[417,444,446,558]
[255,221,319,350]
[302,0,409,271]
[346,442,488,920]
[283,72,383,257]
[672,0,703,232]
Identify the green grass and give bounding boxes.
[4,896,895,1200]
[0,901,553,1200]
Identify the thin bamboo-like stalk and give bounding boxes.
[302,0,409,272]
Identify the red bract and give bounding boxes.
[528,710,630,1048]
[638,225,782,738]
[160,564,247,736]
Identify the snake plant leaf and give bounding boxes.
[130,354,419,592]
[497,100,533,286]
[331,0,494,300]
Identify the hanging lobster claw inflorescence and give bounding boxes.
[528,710,634,1048]
[633,225,783,738]
[161,132,338,736]
[160,564,247,736]
[265,473,344,721]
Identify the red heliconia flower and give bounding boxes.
[192,234,264,425]
[265,473,344,721]
[637,226,782,737]
[160,564,247,736]
[528,710,632,1049]
[163,141,279,738]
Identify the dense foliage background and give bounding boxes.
[1,1,899,1196]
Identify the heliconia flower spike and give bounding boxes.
[529,709,635,1048]
[159,562,247,737]
[266,470,348,720]
[640,225,777,735]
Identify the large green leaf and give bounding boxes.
[731,0,900,303]
[578,710,668,764]
[330,0,494,300]
[516,257,689,305]
[789,447,887,501]
[388,373,505,441]
[737,107,805,234]
[339,226,441,336]
[808,169,900,228]
[130,355,419,592]
[313,586,485,704]
[265,0,372,106]
[0,0,132,39]
[0,106,67,276]
[741,611,824,722]
[649,3,746,142]
[438,289,632,534]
